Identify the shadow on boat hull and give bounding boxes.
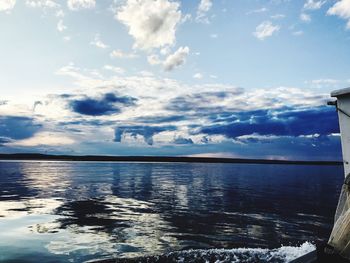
[291,245,350,263]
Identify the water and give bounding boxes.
[0,161,344,262]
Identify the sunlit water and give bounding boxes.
[0,161,344,262]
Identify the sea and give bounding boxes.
[0,161,344,262]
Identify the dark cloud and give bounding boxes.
[0,116,42,140]
[201,136,211,144]
[0,137,12,146]
[58,119,116,127]
[59,94,74,99]
[33,101,43,111]
[70,93,137,116]
[195,106,339,138]
[173,136,193,145]
[114,125,177,145]
[166,91,243,113]
[134,115,187,123]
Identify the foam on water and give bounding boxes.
[92,242,316,263]
[162,242,315,263]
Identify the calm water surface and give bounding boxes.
[0,161,344,262]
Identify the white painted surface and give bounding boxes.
[332,89,350,177]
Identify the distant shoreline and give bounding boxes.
[0,153,343,166]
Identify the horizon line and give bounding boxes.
[0,153,343,166]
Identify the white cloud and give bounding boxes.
[181,13,192,24]
[193,73,203,79]
[0,0,16,12]
[246,7,268,15]
[57,19,67,32]
[147,54,162,65]
[303,0,326,10]
[309,78,340,85]
[56,9,64,17]
[67,0,95,10]
[90,34,109,49]
[163,46,190,71]
[196,0,212,23]
[160,46,171,55]
[271,14,285,19]
[300,13,311,22]
[103,65,125,74]
[292,30,304,36]
[110,49,138,59]
[116,0,182,50]
[63,36,71,42]
[253,21,280,40]
[198,0,212,13]
[10,132,75,147]
[210,33,218,38]
[327,0,350,29]
[26,0,59,9]
[147,48,191,71]
[139,70,154,77]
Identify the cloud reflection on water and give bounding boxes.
[0,161,344,262]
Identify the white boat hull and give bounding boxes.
[332,88,350,177]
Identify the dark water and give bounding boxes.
[0,161,344,262]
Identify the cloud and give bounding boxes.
[300,13,311,22]
[0,0,16,12]
[103,65,125,74]
[26,0,59,9]
[271,14,285,19]
[292,30,304,36]
[46,63,335,149]
[9,132,74,147]
[0,137,12,146]
[147,54,162,65]
[57,19,67,32]
[309,78,339,85]
[193,73,203,79]
[0,116,42,141]
[69,93,137,116]
[147,46,189,70]
[63,36,71,42]
[166,89,245,113]
[163,46,189,71]
[67,0,95,10]
[173,136,193,145]
[246,7,268,15]
[303,0,326,10]
[110,49,138,59]
[195,106,339,139]
[114,125,177,145]
[90,34,109,49]
[327,0,350,29]
[196,0,212,23]
[253,21,280,40]
[116,0,182,50]
[134,115,186,124]
[56,9,64,17]
[33,101,43,111]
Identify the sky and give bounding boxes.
[0,0,349,160]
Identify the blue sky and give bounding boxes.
[0,0,348,160]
